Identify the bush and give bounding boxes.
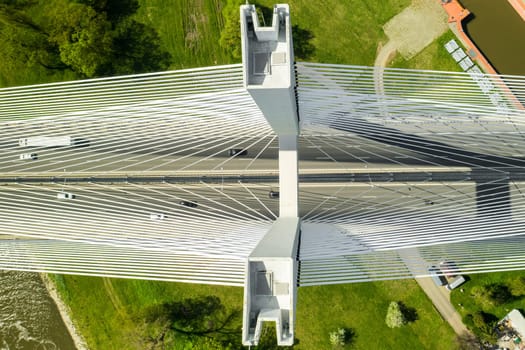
[471,283,514,307]
[329,328,346,348]
[385,301,407,328]
[466,311,498,344]
[486,283,513,305]
[510,276,525,296]
[219,0,244,60]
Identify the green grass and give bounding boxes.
[390,30,463,72]
[296,280,457,350]
[0,0,413,87]
[255,0,410,66]
[50,275,244,349]
[134,0,234,69]
[450,271,525,321]
[51,275,458,349]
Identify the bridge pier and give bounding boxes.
[240,4,300,346]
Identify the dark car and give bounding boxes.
[180,200,198,208]
[228,149,248,156]
[268,191,279,199]
[439,260,459,278]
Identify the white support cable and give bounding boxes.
[1,63,525,287]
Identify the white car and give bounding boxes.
[19,153,38,160]
[150,213,166,220]
[57,192,76,200]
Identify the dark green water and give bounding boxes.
[460,0,525,75]
[0,271,76,350]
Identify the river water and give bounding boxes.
[460,0,525,75]
[0,271,76,350]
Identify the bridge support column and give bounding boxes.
[240,3,300,346]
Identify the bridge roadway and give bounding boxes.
[1,181,524,221]
[0,167,524,184]
[3,131,525,174]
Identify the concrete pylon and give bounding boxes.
[240,4,300,346]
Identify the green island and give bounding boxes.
[1,0,524,349]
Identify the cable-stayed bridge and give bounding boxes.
[1,4,525,346]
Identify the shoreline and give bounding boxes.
[507,0,525,21]
[40,273,89,350]
[440,0,498,75]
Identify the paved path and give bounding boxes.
[413,276,469,335]
[398,248,469,336]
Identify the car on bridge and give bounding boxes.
[228,149,248,156]
[180,200,198,208]
[19,153,38,160]
[150,213,166,220]
[57,192,76,200]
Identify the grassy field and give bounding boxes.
[254,0,410,66]
[450,271,525,320]
[50,274,244,349]
[390,30,463,72]
[296,280,457,349]
[0,0,440,87]
[51,274,458,349]
[133,0,234,69]
[133,0,411,68]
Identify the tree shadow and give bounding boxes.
[143,295,242,346]
[254,3,315,60]
[343,327,357,347]
[398,302,418,323]
[292,25,315,60]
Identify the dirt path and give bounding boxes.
[102,277,127,319]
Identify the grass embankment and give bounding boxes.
[50,274,244,349]
[51,274,458,349]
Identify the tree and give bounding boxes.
[0,3,64,70]
[219,0,244,60]
[466,311,498,344]
[0,0,171,80]
[76,0,140,24]
[385,301,407,328]
[510,276,525,296]
[141,296,241,349]
[110,18,171,75]
[46,0,114,77]
[485,283,513,305]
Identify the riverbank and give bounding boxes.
[441,0,498,74]
[40,273,89,350]
[507,0,525,21]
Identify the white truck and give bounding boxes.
[19,136,77,147]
